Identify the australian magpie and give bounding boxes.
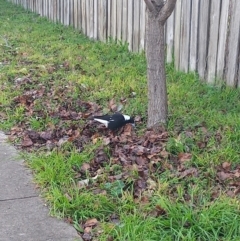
[93,113,135,130]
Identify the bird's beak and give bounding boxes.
[132,123,135,128]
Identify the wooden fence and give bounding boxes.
[7,0,240,87]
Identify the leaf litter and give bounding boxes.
[4,75,240,240]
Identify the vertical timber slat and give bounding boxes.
[189,0,199,71]
[166,7,174,63]
[139,0,146,51]
[198,0,210,79]
[122,0,128,44]
[93,0,98,39]
[225,0,240,86]
[174,0,182,70]
[116,0,122,41]
[127,0,133,51]
[216,0,230,80]
[133,1,140,52]
[206,0,221,84]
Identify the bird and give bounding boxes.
[92,113,135,130]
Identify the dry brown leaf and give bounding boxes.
[22,137,33,147]
[123,124,133,136]
[222,162,231,170]
[217,171,232,181]
[178,153,192,163]
[108,98,117,112]
[135,156,146,165]
[92,137,98,144]
[146,178,157,191]
[234,171,240,178]
[82,232,92,241]
[40,131,53,140]
[84,227,92,233]
[134,115,141,122]
[103,137,111,145]
[149,205,167,217]
[179,168,198,178]
[226,190,235,197]
[160,150,169,158]
[132,146,149,155]
[84,218,98,227]
[81,163,91,172]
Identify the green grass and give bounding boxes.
[1,0,240,240]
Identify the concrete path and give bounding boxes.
[0,132,82,241]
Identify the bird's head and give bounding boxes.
[124,115,135,127]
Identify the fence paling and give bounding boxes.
[121,0,127,44]
[189,0,199,72]
[225,0,240,87]
[116,0,122,41]
[174,0,182,70]
[216,0,229,80]
[127,0,133,51]
[139,0,146,52]
[8,0,240,88]
[179,0,191,73]
[206,0,221,84]
[166,7,174,64]
[198,0,210,80]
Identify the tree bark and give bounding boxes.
[146,15,167,127]
[145,0,176,128]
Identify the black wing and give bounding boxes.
[93,113,124,122]
[93,114,112,121]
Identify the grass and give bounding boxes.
[1,0,240,240]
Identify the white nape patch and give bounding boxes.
[123,115,130,121]
[94,118,109,127]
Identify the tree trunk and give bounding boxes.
[144,0,176,128]
[146,14,167,127]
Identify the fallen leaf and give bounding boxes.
[146,178,157,190]
[27,130,40,141]
[132,146,149,155]
[123,124,133,136]
[109,213,120,225]
[103,137,111,145]
[82,232,92,241]
[149,205,167,217]
[92,137,98,144]
[134,115,141,122]
[222,162,231,170]
[84,227,92,233]
[81,163,91,172]
[217,171,232,181]
[108,98,117,112]
[226,190,235,197]
[178,153,192,163]
[22,136,33,147]
[135,156,146,165]
[160,150,169,158]
[179,168,198,178]
[84,218,98,228]
[40,131,53,140]
[57,136,69,146]
[234,171,240,178]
